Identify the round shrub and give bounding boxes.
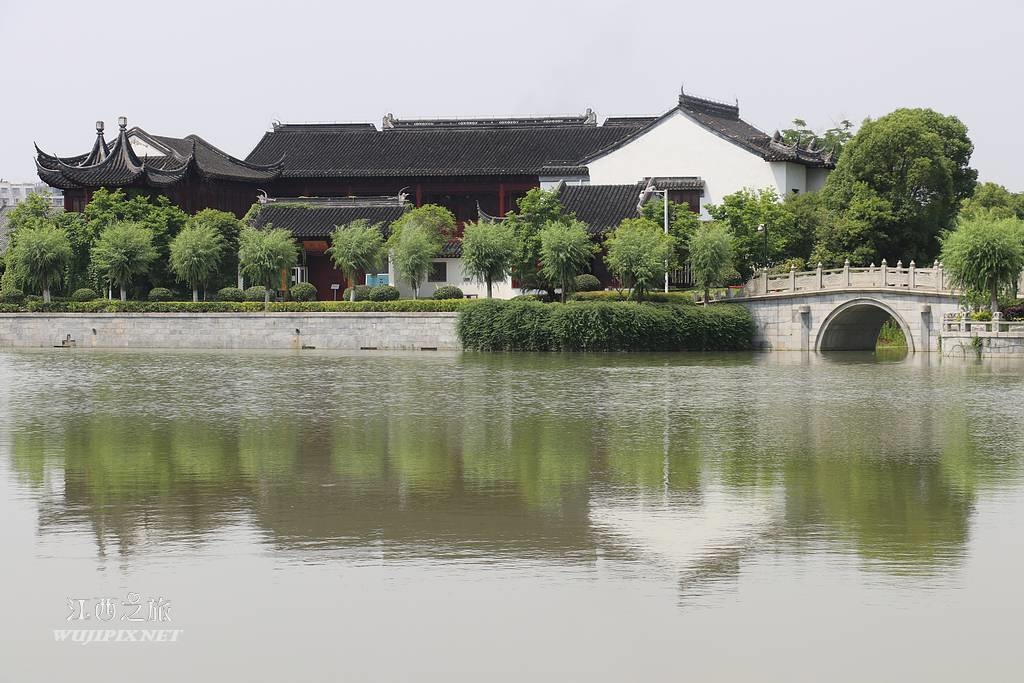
[25,294,42,303]
[0,288,25,304]
[71,288,99,302]
[289,282,317,302]
[244,286,270,302]
[432,285,464,300]
[147,287,174,302]
[573,274,603,292]
[511,293,539,301]
[217,286,245,302]
[342,285,371,301]
[369,284,400,301]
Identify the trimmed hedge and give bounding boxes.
[573,274,603,292]
[571,290,695,304]
[148,287,174,301]
[13,299,474,314]
[217,287,245,302]
[432,285,464,300]
[244,286,269,302]
[458,300,752,352]
[369,284,400,301]
[71,288,99,302]
[290,282,318,301]
[1,288,25,304]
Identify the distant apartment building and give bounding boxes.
[0,180,63,209]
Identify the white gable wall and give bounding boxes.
[586,110,794,211]
[387,257,517,300]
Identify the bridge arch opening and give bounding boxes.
[815,298,915,353]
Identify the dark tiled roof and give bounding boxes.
[245,118,650,178]
[581,91,836,169]
[35,122,282,190]
[555,182,644,234]
[439,240,462,258]
[249,197,410,239]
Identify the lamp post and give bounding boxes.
[757,223,768,269]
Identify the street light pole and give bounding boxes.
[663,189,670,293]
[757,223,768,270]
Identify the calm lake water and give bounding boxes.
[2,349,1023,681]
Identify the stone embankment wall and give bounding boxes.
[0,313,460,351]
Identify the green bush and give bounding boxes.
[217,287,245,302]
[457,300,752,352]
[25,294,42,303]
[369,284,400,301]
[511,294,539,301]
[342,285,371,302]
[970,309,993,321]
[18,299,473,314]
[71,288,99,302]
[573,274,603,292]
[457,299,556,351]
[147,287,174,301]
[571,290,695,304]
[0,288,25,304]
[289,282,317,302]
[432,285,464,300]
[244,286,269,302]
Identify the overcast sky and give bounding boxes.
[2,0,1020,189]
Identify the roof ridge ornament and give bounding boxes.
[382,113,395,130]
[118,115,127,131]
[584,108,597,125]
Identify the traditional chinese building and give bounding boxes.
[35,88,836,298]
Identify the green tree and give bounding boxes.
[502,188,574,293]
[238,226,299,308]
[940,216,1024,313]
[640,198,701,265]
[780,118,854,157]
[82,189,188,290]
[327,220,386,301]
[186,209,243,289]
[169,223,225,302]
[820,108,977,264]
[688,223,735,306]
[959,181,1024,221]
[387,204,455,248]
[460,221,517,298]
[538,219,596,302]
[706,188,800,277]
[90,222,159,300]
[603,218,676,301]
[392,226,439,298]
[7,221,72,302]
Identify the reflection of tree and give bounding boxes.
[5,351,1020,577]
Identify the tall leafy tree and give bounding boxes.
[8,222,72,302]
[238,227,299,308]
[780,118,854,157]
[820,108,977,264]
[186,209,243,289]
[90,222,159,300]
[327,220,386,301]
[959,181,1024,221]
[706,188,801,277]
[640,198,701,266]
[502,188,574,293]
[688,223,735,306]
[460,221,517,298]
[387,204,455,247]
[392,226,438,298]
[603,218,676,302]
[538,219,596,302]
[940,216,1024,313]
[169,223,225,302]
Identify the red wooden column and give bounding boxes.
[415,183,423,207]
[498,183,506,216]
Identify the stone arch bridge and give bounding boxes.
[719,261,962,352]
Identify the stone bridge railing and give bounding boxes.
[722,259,956,300]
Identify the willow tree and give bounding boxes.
[238,226,299,308]
[327,220,385,301]
[603,218,676,301]
[392,226,439,298]
[940,216,1024,313]
[539,219,596,302]
[688,223,736,306]
[169,223,225,302]
[460,221,517,298]
[7,221,72,302]
[90,221,158,301]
